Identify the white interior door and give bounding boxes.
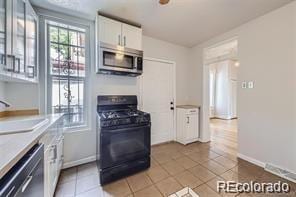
[140,59,175,145]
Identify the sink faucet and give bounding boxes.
[0,100,10,108]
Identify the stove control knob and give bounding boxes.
[112,120,119,125]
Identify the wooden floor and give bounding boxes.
[210,118,238,156]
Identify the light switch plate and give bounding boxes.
[248,81,254,89]
[242,82,247,89]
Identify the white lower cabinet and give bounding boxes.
[176,106,200,145]
[40,120,64,197]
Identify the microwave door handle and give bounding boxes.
[134,57,138,69]
[118,35,121,46]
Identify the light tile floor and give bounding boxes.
[55,120,296,197]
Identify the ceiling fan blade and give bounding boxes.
[159,0,170,5]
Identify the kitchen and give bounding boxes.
[1,0,296,197]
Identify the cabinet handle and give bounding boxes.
[5,55,15,71]
[50,145,57,163]
[118,35,121,46]
[0,54,5,65]
[27,65,35,78]
[14,57,21,73]
[123,36,126,46]
[21,175,33,193]
[187,117,189,124]
[6,186,15,197]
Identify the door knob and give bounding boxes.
[170,107,174,110]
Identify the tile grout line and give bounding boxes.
[74,167,78,196]
[145,167,165,197]
[125,178,134,196]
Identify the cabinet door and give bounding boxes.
[122,24,142,50]
[0,0,6,74]
[0,0,11,78]
[44,145,56,197]
[25,1,38,80]
[98,16,122,46]
[44,148,51,197]
[56,135,64,172]
[186,114,199,141]
[12,0,26,75]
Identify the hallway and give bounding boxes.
[210,118,238,156]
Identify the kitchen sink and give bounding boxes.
[0,118,49,135]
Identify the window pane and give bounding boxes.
[52,78,68,113]
[59,28,68,44]
[69,47,85,77]
[69,30,77,46]
[78,32,85,47]
[50,43,59,75]
[49,26,58,42]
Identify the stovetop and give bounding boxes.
[97,95,150,128]
[98,109,150,128]
[99,109,146,120]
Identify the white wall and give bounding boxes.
[143,36,191,105]
[190,2,296,172]
[0,81,38,112]
[4,83,39,111]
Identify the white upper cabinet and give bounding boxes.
[99,16,122,46]
[0,0,38,83]
[98,15,142,50]
[121,23,142,50]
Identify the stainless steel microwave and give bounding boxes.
[97,42,143,77]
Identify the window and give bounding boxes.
[47,21,87,128]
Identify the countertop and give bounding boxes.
[0,113,63,179]
[176,105,201,109]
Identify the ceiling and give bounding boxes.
[31,0,293,47]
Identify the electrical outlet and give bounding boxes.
[248,81,254,89]
[242,82,247,89]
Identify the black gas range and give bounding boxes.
[96,95,151,185]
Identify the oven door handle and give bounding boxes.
[101,124,151,133]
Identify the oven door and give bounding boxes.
[100,124,151,169]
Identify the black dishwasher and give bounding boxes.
[0,143,44,197]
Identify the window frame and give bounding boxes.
[46,20,90,131]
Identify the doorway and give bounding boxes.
[203,38,238,155]
[139,58,176,145]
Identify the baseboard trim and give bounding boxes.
[62,155,96,169]
[198,138,211,143]
[237,153,265,168]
